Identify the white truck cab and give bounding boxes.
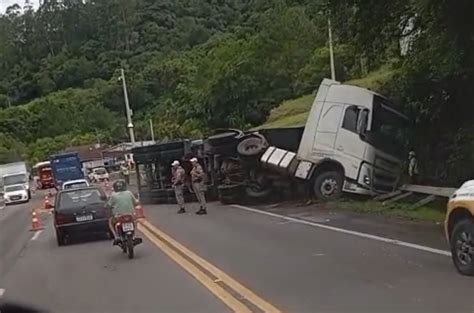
[261,79,410,199]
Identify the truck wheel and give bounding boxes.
[237,134,268,157]
[450,219,474,276]
[313,171,343,200]
[245,184,272,199]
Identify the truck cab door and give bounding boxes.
[311,103,344,158]
[334,105,368,181]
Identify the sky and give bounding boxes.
[0,0,39,13]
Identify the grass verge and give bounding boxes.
[255,65,398,129]
[331,198,445,223]
[254,94,314,129]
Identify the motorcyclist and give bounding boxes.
[107,179,138,245]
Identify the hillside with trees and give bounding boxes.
[0,0,473,185]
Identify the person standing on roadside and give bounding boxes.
[408,151,419,184]
[190,157,207,215]
[120,163,130,185]
[171,160,186,214]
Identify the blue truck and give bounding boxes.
[49,152,84,189]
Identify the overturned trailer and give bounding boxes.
[132,139,208,204]
[133,79,410,206]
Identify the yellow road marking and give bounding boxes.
[138,224,252,313]
[139,219,282,313]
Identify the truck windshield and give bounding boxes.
[4,174,27,186]
[367,96,411,158]
[56,166,82,179]
[40,167,51,177]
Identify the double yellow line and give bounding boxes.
[138,219,281,313]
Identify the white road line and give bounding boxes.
[231,204,451,257]
[0,288,5,298]
[30,230,43,241]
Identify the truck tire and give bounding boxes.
[237,134,268,157]
[450,219,474,276]
[245,184,272,199]
[313,171,343,200]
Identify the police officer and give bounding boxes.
[190,157,207,215]
[171,160,186,214]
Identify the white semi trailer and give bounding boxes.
[0,162,31,199]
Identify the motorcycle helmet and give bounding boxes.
[113,179,127,192]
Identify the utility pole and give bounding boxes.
[120,68,135,143]
[328,17,336,81]
[149,119,155,143]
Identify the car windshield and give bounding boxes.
[64,182,88,189]
[5,185,24,192]
[57,189,104,210]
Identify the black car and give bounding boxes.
[53,186,112,246]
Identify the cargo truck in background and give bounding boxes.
[32,161,54,189]
[49,152,84,190]
[0,162,31,199]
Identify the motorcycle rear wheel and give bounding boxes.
[127,235,134,259]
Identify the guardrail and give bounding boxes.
[374,184,456,210]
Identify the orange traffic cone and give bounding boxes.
[135,204,145,219]
[44,195,52,210]
[31,210,42,231]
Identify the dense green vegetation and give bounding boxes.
[0,0,473,185]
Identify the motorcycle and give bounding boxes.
[114,214,143,259]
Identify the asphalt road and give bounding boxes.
[1,191,473,313]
